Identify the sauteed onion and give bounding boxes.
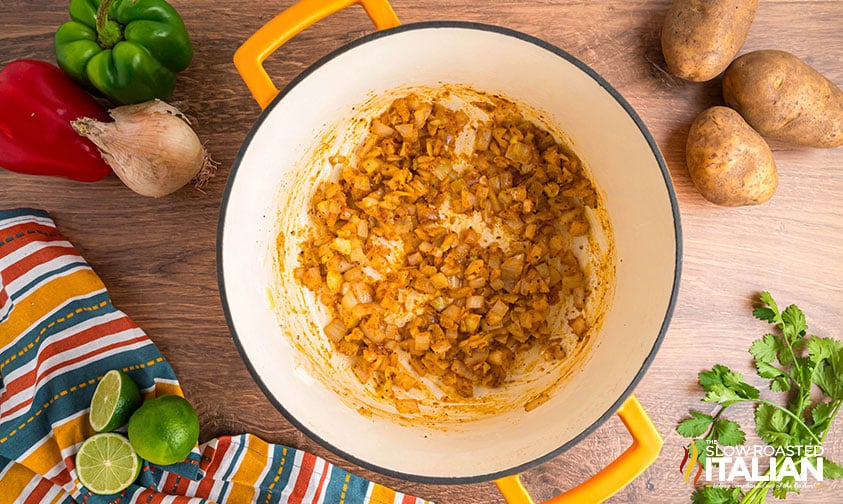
[294,91,600,413]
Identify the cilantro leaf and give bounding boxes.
[814,363,840,400]
[809,337,843,400]
[811,401,835,432]
[772,476,800,499]
[749,334,790,379]
[713,419,746,446]
[723,377,760,401]
[813,352,843,401]
[753,306,777,323]
[750,334,783,368]
[756,291,781,321]
[700,366,759,405]
[691,485,743,504]
[699,365,732,391]
[770,375,791,392]
[704,384,747,406]
[807,336,841,364]
[780,304,807,345]
[822,458,843,480]
[677,411,714,438]
[755,403,793,447]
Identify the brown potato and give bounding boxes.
[686,106,777,206]
[661,0,758,82]
[723,50,843,148]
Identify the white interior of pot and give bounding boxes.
[221,25,678,480]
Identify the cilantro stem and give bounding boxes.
[821,400,843,443]
[778,324,811,441]
[740,460,778,504]
[741,479,773,504]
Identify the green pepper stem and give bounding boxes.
[95,0,122,49]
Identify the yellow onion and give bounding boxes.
[72,100,216,197]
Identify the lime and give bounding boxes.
[76,432,142,495]
[127,394,199,466]
[89,369,142,433]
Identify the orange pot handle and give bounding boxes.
[234,0,401,109]
[495,395,662,504]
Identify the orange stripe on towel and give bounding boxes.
[0,463,40,504]
[228,435,271,502]
[368,483,398,504]
[0,269,106,348]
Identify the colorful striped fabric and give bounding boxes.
[0,208,432,504]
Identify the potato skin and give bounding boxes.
[661,0,758,82]
[723,50,843,148]
[686,106,778,206]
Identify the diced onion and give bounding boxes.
[371,119,395,137]
[294,91,600,406]
[466,295,484,309]
[324,318,347,342]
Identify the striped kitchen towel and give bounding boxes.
[0,208,431,504]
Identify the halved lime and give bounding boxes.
[89,369,142,433]
[76,432,142,495]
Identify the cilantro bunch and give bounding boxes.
[678,292,843,503]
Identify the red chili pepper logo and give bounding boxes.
[679,443,704,486]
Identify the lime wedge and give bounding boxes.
[89,369,142,433]
[76,432,142,495]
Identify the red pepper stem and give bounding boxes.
[95,0,122,49]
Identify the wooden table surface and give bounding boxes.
[2,1,842,502]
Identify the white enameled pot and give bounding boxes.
[219,1,682,502]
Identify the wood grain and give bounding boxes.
[2,1,842,502]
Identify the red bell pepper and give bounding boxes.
[0,59,112,182]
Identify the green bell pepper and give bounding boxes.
[54,0,193,105]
